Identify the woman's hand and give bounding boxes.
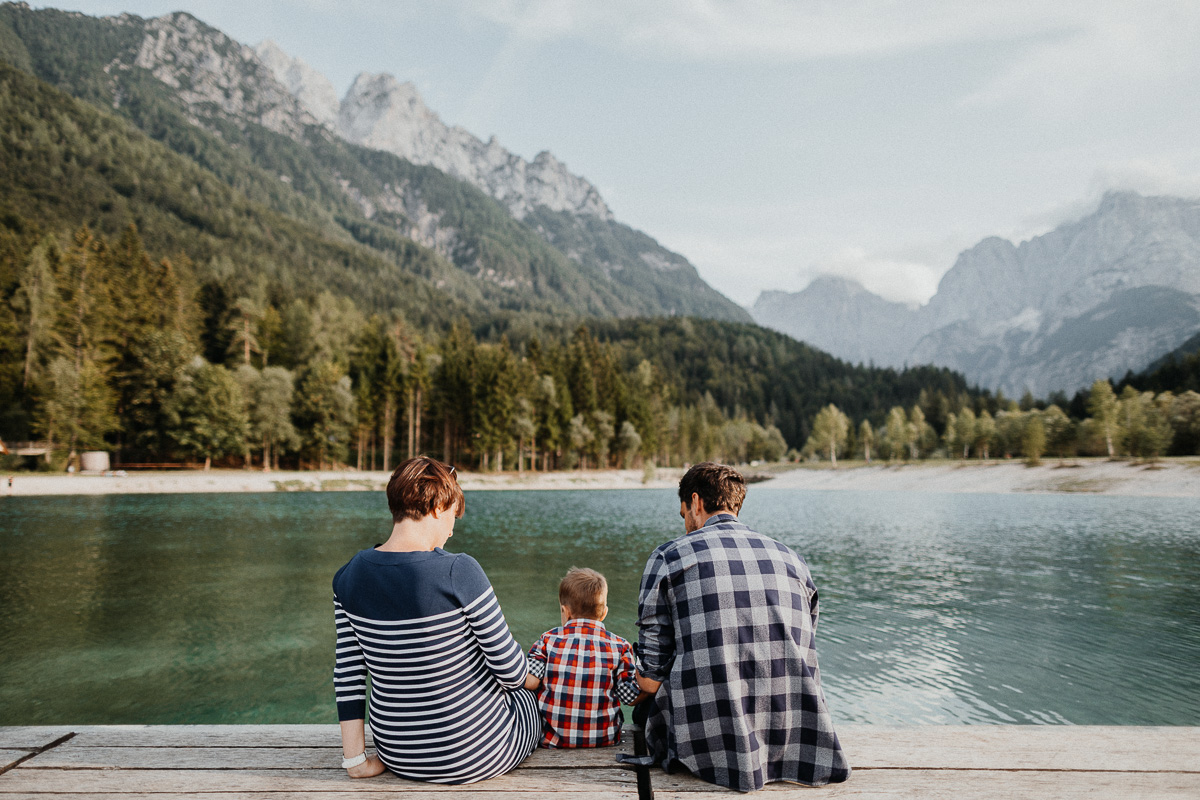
[339,719,384,778]
[347,754,385,778]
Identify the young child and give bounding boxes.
[524,567,641,748]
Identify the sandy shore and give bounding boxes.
[0,467,686,497]
[760,458,1200,498]
[3,459,1198,498]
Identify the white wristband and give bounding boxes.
[342,751,367,769]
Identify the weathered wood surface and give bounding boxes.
[840,725,1200,772]
[0,728,73,749]
[0,752,29,773]
[2,725,1197,799]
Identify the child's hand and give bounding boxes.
[347,754,385,778]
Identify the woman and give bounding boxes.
[333,456,540,782]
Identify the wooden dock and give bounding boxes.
[2,725,1197,798]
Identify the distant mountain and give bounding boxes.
[751,191,1200,396]
[753,277,920,367]
[0,3,748,323]
[1141,329,1200,376]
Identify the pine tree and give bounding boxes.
[165,359,250,470]
[12,238,58,390]
[295,360,355,470]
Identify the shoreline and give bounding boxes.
[3,458,1199,498]
[759,457,1200,498]
[0,467,687,497]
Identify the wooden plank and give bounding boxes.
[54,725,340,748]
[6,725,1200,800]
[0,750,31,772]
[30,744,634,770]
[41,726,632,770]
[26,746,350,769]
[0,727,74,749]
[652,770,1200,798]
[0,767,638,793]
[524,738,635,769]
[40,725,1200,772]
[0,796,636,800]
[838,724,1200,772]
[4,771,1198,800]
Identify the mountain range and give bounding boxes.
[0,2,748,323]
[752,191,1200,397]
[5,3,1200,403]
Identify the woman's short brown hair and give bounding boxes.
[559,567,607,619]
[678,461,746,515]
[387,456,464,523]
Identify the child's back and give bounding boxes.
[528,618,640,747]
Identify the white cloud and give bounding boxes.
[816,247,942,306]
[1088,160,1200,201]
[961,2,1200,110]
[459,0,1091,61]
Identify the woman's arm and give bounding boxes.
[333,596,368,721]
[332,592,382,778]
[338,719,385,778]
[454,556,528,689]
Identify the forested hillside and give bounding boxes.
[0,61,474,322]
[0,2,749,322]
[1,217,992,470]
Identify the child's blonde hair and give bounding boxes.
[559,567,607,619]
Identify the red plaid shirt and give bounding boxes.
[527,619,641,748]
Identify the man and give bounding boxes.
[634,462,850,792]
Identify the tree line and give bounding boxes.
[803,379,1200,465]
[1,225,795,471]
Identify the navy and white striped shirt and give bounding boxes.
[333,547,540,783]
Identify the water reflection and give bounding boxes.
[1,488,1197,725]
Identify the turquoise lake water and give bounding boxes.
[1,488,1197,725]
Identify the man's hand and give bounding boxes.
[347,754,385,778]
[636,672,662,694]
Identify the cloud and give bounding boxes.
[812,247,942,307]
[996,160,1200,245]
[457,0,1092,61]
[961,2,1200,109]
[1087,160,1200,201]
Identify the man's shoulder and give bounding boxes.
[658,520,791,557]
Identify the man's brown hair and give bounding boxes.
[387,456,464,523]
[678,461,746,515]
[559,567,607,619]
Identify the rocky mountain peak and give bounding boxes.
[254,39,338,128]
[132,12,314,135]
[334,69,611,221]
[129,20,612,221]
[752,191,1200,396]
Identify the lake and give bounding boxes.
[1,488,1198,726]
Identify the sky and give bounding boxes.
[41,1,1200,307]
